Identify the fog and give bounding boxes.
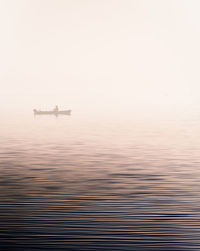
[1,0,200,117]
[2,2,200,250]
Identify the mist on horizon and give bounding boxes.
[1,0,200,118]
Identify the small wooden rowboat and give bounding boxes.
[33,109,71,115]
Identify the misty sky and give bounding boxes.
[1,0,200,114]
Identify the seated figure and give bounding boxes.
[54,105,59,112]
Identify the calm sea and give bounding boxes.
[1,112,200,250]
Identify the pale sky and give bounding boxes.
[0,0,200,115]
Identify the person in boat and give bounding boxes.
[54,105,59,112]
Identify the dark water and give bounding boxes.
[1,113,200,250]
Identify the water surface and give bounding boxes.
[1,113,200,250]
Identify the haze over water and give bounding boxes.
[1,0,200,250]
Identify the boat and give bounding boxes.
[33,106,71,116]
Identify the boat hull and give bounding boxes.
[34,110,71,115]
